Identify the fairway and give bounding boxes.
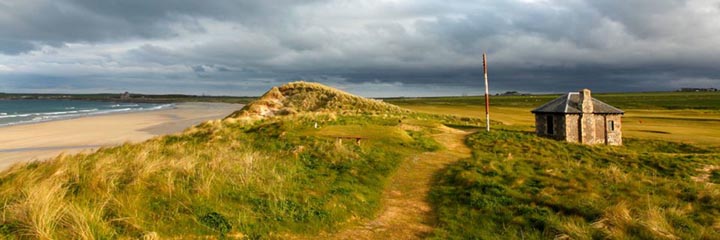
[388,92,720,146]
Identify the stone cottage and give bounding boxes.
[531,89,624,145]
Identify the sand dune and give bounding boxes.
[0,102,241,171]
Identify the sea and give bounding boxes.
[0,99,174,127]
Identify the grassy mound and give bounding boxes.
[430,130,720,239]
[0,81,465,239]
[0,113,445,239]
[226,81,407,118]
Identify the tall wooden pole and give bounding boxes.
[483,52,490,132]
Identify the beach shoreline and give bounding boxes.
[0,101,176,128]
[0,102,242,171]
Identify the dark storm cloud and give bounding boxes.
[0,0,719,96]
[0,39,36,55]
[0,0,173,54]
[586,0,687,38]
[0,0,320,54]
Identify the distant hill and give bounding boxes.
[226,81,407,118]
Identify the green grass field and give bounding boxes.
[386,91,720,110]
[1,84,719,239]
[430,130,720,239]
[389,91,720,239]
[388,92,720,146]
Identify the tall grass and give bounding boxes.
[430,130,720,239]
[0,113,445,239]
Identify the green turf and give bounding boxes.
[430,130,720,239]
[387,91,720,110]
[389,92,720,146]
[2,83,718,239]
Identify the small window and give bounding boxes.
[546,115,554,135]
[609,120,615,131]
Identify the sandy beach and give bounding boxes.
[0,102,241,171]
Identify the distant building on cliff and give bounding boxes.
[677,88,718,92]
[531,89,624,145]
[120,92,131,100]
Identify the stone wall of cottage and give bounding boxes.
[592,115,607,145]
[536,112,622,146]
[534,114,546,136]
[605,114,623,145]
[564,114,580,143]
[580,113,597,144]
[534,113,565,140]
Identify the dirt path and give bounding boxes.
[329,126,473,240]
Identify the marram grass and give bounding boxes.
[227,81,408,118]
[0,112,449,239]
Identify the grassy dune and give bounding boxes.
[0,82,474,239]
[0,114,424,238]
[228,81,406,119]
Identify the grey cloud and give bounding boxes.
[0,1,175,54]
[191,65,206,73]
[0,0,719,96]
[0,0,326,54]
[586,0,687,38]
[191,64,233,73]
[126,44,183,66]
[0,39,36,55]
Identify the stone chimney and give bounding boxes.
[579,89,593,113]
[579,88,596,144]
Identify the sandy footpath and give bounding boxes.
[0,102,242,171]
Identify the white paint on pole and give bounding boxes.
[483,52,490,132]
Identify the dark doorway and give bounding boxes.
[546,115,554,135]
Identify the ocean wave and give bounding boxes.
[144,104,175,111]
[111,104,140,108]
[0,109,100,119]
[93,108,133,115]
[39,109,99,116]
[0,113,32,119]
[0,103,173,127]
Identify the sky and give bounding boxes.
[0,0,719,97]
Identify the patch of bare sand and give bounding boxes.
[692,164,720,184]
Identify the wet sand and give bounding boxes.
[0,102,241,171]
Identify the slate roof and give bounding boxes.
[531,92,624,114]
